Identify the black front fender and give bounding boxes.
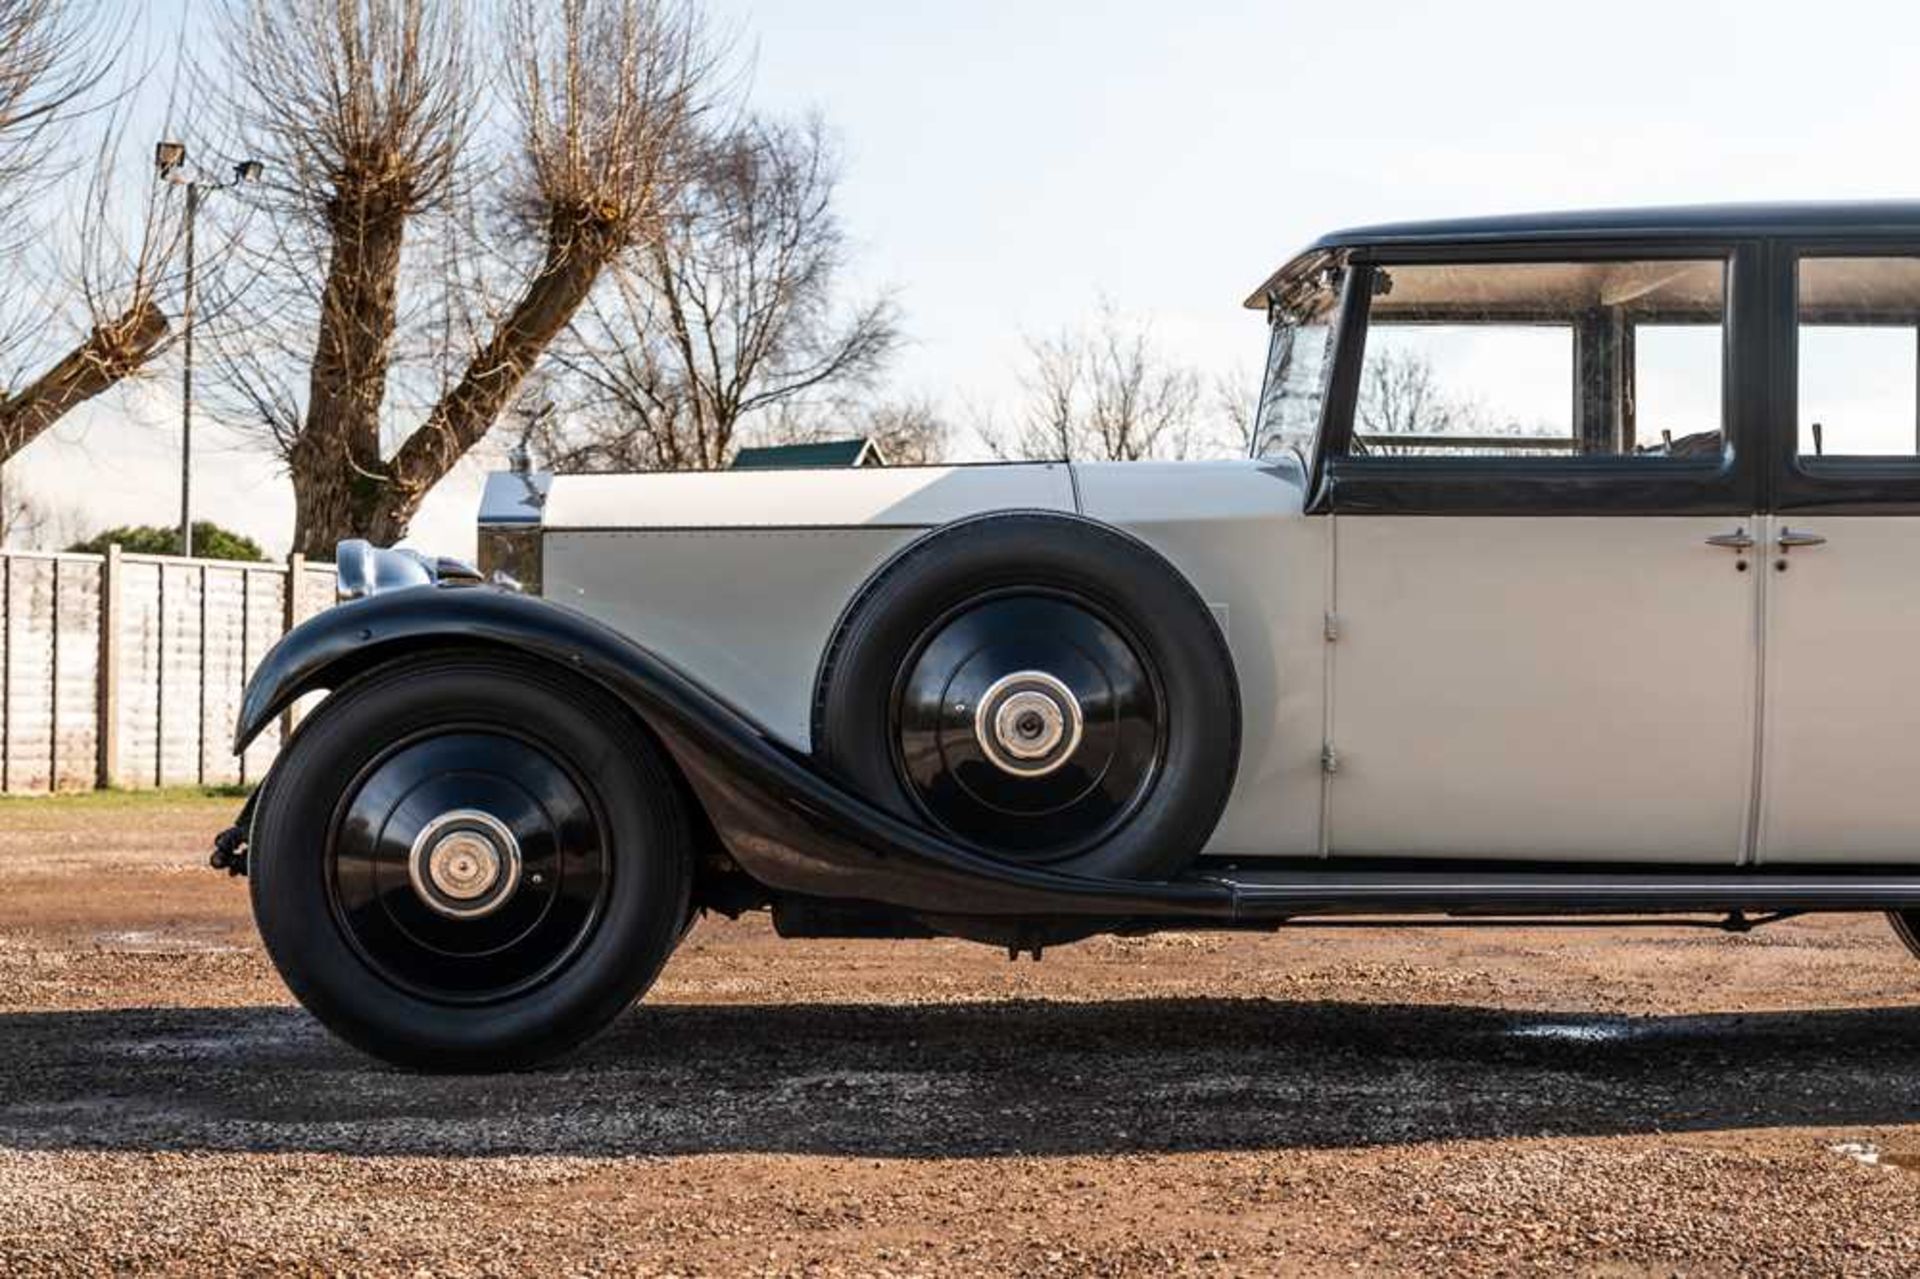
[237,586,1233,922]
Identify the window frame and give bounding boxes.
[1774,239,1920,515]
[1306,239,1764,517]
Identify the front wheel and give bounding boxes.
[249,653,692,1071]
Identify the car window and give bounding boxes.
[1797,256,1920,459]
[1347,259,1728,462]
[1356,323,1573,456]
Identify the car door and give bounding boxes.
[1759,247,1920,863]
[1318,248,1765,861]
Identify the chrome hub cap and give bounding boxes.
[976,671,1083,777]
[408,809,522,921]
[893,591,1165,862]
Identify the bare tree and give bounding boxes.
[1213,365,1257,457]
[1356,346,1468,443]
[374,0,717,538]
[0,0,97,251]
[845,396,946,466]
[538,390,947,475]
[0,2,186,465]
[0,463,47,544]
[1351,346,1544,456]
[986,304,1203,462]
[217,0,716,555]
[748,394,947,467]
[0,296,169,461]
[0,463,82,547]
[544,114,898,472]
[213,0,476,552]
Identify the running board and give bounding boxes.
[1198,868,1920,919]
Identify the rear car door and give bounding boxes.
[1319,247,1766,861]
[1760,247,1920,862]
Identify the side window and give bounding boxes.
[1797,256,1920,459]
[1634,324,1725,453]
[1348,259,1728,461]
[1357,323,1573,456]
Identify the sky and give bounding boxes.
[12,0,1920,560]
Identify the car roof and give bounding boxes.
[1245,200,1920,309]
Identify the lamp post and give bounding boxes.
[155,143,262,559]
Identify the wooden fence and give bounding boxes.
[0,547,338,794]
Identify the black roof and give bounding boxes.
[1308,200,1920,251]
[1247,201,1920,308]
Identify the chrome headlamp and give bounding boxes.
[335,540,486,602]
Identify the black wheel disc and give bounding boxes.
[328,730,610,1004]
[892,592,1165,861]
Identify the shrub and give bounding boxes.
[67,522,270,562]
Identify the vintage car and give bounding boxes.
[221,202,1920,1069]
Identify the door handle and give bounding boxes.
[1705,529,1755,551]
[1777,528,1828,550]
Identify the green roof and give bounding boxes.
[730,438,883,470]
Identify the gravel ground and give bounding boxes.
[3,792,1920,1275]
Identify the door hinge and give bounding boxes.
[1321,744,1341,775]
[1324,612,1342,642]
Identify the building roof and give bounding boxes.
[1247,200,1920,308]
[730,438,885,470]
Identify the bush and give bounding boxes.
[67,522,270,563]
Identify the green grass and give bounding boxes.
[0,784,253,808]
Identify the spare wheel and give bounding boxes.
[812,511,1240,881]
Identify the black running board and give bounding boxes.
[1201,868,1920,920]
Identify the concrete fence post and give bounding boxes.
[96,543,122,789]
[280,551,305,741]
[196,563,209,786]
[1,552,11,793]
[47,557,59,788]
[237,568,252,786]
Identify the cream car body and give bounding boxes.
[230,201,1920,1069]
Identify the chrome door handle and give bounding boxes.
[1705,528,1755,551]
[1778,528,1828,550]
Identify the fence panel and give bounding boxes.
[239,570,288,782]
[156,560,205,788]
[198,566,248,786]
[51,558,101,790]
[0,547,338,795]
[117,558,163,789]
[2,556,55,792]
[294,563,335,626]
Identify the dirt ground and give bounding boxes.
[2,793,1920,1276]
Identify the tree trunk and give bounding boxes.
[358,222,616,547]
[287,201,409,558]
[0,301,171,462]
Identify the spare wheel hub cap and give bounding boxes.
[976,670,1083,776]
